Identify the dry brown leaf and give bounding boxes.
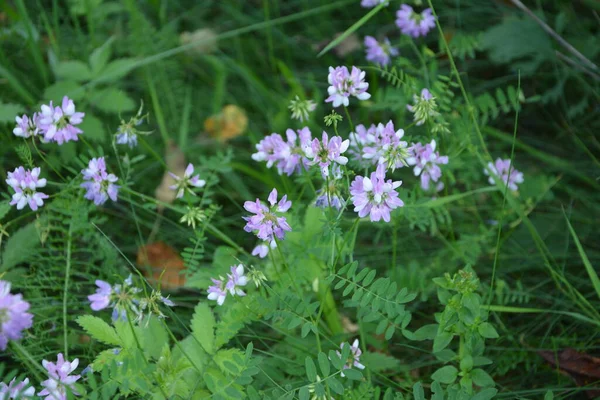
[154,140,186,208]
[204,104,248,142]
[137,242,186,290]
[538,348,600,398]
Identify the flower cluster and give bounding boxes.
[39,97,85,144]
[407,88,439,126]
[350,121,410,171]
[288,96,317,122]
[243,189,292,242]
[39,353,81,400]
[364,36,399,67]
[0,377,35,399]
[325,66,371,108]
[484,158,524,191]
[315,165,345,210]
[115,102,150,148]
[361,0,388,7]
[304,131,350,178]
[395,4,436,38]
[169,163,206,199]
[208,264,249,306]
[350,164,404,222]
[81,157,120,206]
[407,140,449,192]
[252,128,313,176]
[336,339,365,377]
[13,114,40,139]
[0,280,33,351]
[6,166,49,211]
[89,276,137,321]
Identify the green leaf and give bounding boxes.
[431,365,458,384]
[412,324,438,341]
[0,102,25,124]
[342,368,363,380]
[78,114,105,142]
[90,88,136,114]
[544,390,554,400]
[90,37,115,76]
[471,388,498,400]
[94,58,138,84]
[1,222,39,272]
[564,210,600,301]
[191,303,216,354]
[318,352,330,377]
[76,315,121,346]
[305,356,317,382]
[412,382,424,400]
[54,60,92,82]
[433,332,453,353]
[299,387,310,400]
[361,351,400,372]
[477,322,499,339]
[0,202,10,221]
[471,368,495,387]
[327,377,344,395]
[43,80,85,102]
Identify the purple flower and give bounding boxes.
[207,278,227,306]
[0,377,35,399]
[350,164,404,222]
[361,0,388,7]
[484,158,524,191]
[325,66,371,108]
[364,36,399,67]
[0,281,33,351]
[115,128,138,148]
[80,157,120,205]
[351,121,409,171]
[252,240,277,259]
[225,264,249,296]
[304,131,350,178]
[349,124,378,168]
[169,163,206,199]
[252,128,313,176]
[39,353,80,400]
[6,167,49,211]
[335,339,365,377]
[88,280,112,311]
[395,4,436,38]
[407,140,449,192]
[315,164,344,210]
[243,189,292,242]
[38,96,85,145]
[13,114,41,139]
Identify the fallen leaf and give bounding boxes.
[137,242,186,290]
[204,104,248,142]
[154,140,186,208]
[538,348,600,398]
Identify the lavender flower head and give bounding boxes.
[115,102,148,148]
[0,377,35,399]
[39,353,81,400]
[243,188,292,242]
[364,36,399,67]
[350,164,404,222]
[88,280,112,311]
[315,164,344,210]
[169,163,206,199]
[252,128,313,176]
[38,96,85,145]
[6,166,49,211]
[361,0,388,7]
[80,157,120,206]
[207,278,227,306]
[395,4,436,38]
[0,281,33,351]
[225,264,249,296]
[325,66,371,108]
[336,339,365,377]
[407,140,449,191]
[303,131,350,178]
[13,114,41,139]
[365,121,409,171]
[349,124,378,168]
[484,158,524,191]
[252,240,277,259]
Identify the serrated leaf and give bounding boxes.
[78,114,105,142]
[191,303,216,354]
[1,222,39,272]
[55,60,92,82]
[95,58,138,84]
[90,37,115,76]
[0,103,25,124]
[432,365,458,384]
[43,80,85,102]
[90,88,136,114]
[76,315,121,346]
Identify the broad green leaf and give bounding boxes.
[90,37,115,76]
[76,315,121,346]
[544,391,554,400]
[361,352,400,372]
[54,60,92,82]
[0,202,11,221]
[299,387,310,400]
[342,368,363,380]
[412,324,438,341]
[191,303,216,354]
[471,368,495,387]
[433,331,453,353]
[477,322,499,339]
[412,382,424,400]
[305,356,317,382]
[431,365,458,384]
[327,377,344,395]
[0,103,25,124]
[1,222,39,272]
[90,88,136,114]
[471,388,498,400]
[94,58,138,84]
[43,80,85,102]
[318,352,330,376]
[78,114,105,142]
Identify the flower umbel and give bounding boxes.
[0,377,36,399]
[115,102,150,148]
[39,353,81,400]
[361,0,388,7]
[364,36,399,67]
[225,264,249,296]
[207,278,227,306]
[395,4,436,38]
[38,96,85,144]
[407,140,449,191]
[13,114,41,139]
[243,188,292,242]
[88,280,113,311]
[304,131,350,178]
[350,164,404,222]
[169,163,206,199]
[0,281,33,351]
[81,157,120,206]
[6,166,49,211]
[288,96,317,122]
[350,121,409,171]
[325,66,371,108]
[252,128,313,176]
[484,158,524,191]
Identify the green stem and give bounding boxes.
[62,220,73,358]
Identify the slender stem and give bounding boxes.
[62,220,73,358]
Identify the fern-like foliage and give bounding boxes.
[472,85,524,125]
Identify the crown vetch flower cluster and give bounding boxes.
[361,0,388,7]
[350,164,404,222]
[395,4,436,38]
[325,66,371,108]
[350,121,410,172]
[81,157,120,206]
[115,102,149,148]
[484,158,524,191]
[13,114,41,139]
[0,281,33,351]
[407,140,449,192]
[39,96,85,145]
[0,377,35,399]
[39,353,80,400]
[304,131,350,178]
[252,128,313,176]
[364,36,399,67]
[244,189,292,242]
[208,264,249,306]
[169,163,206,199]
[6,166,49,211]
[315,165,344,210]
